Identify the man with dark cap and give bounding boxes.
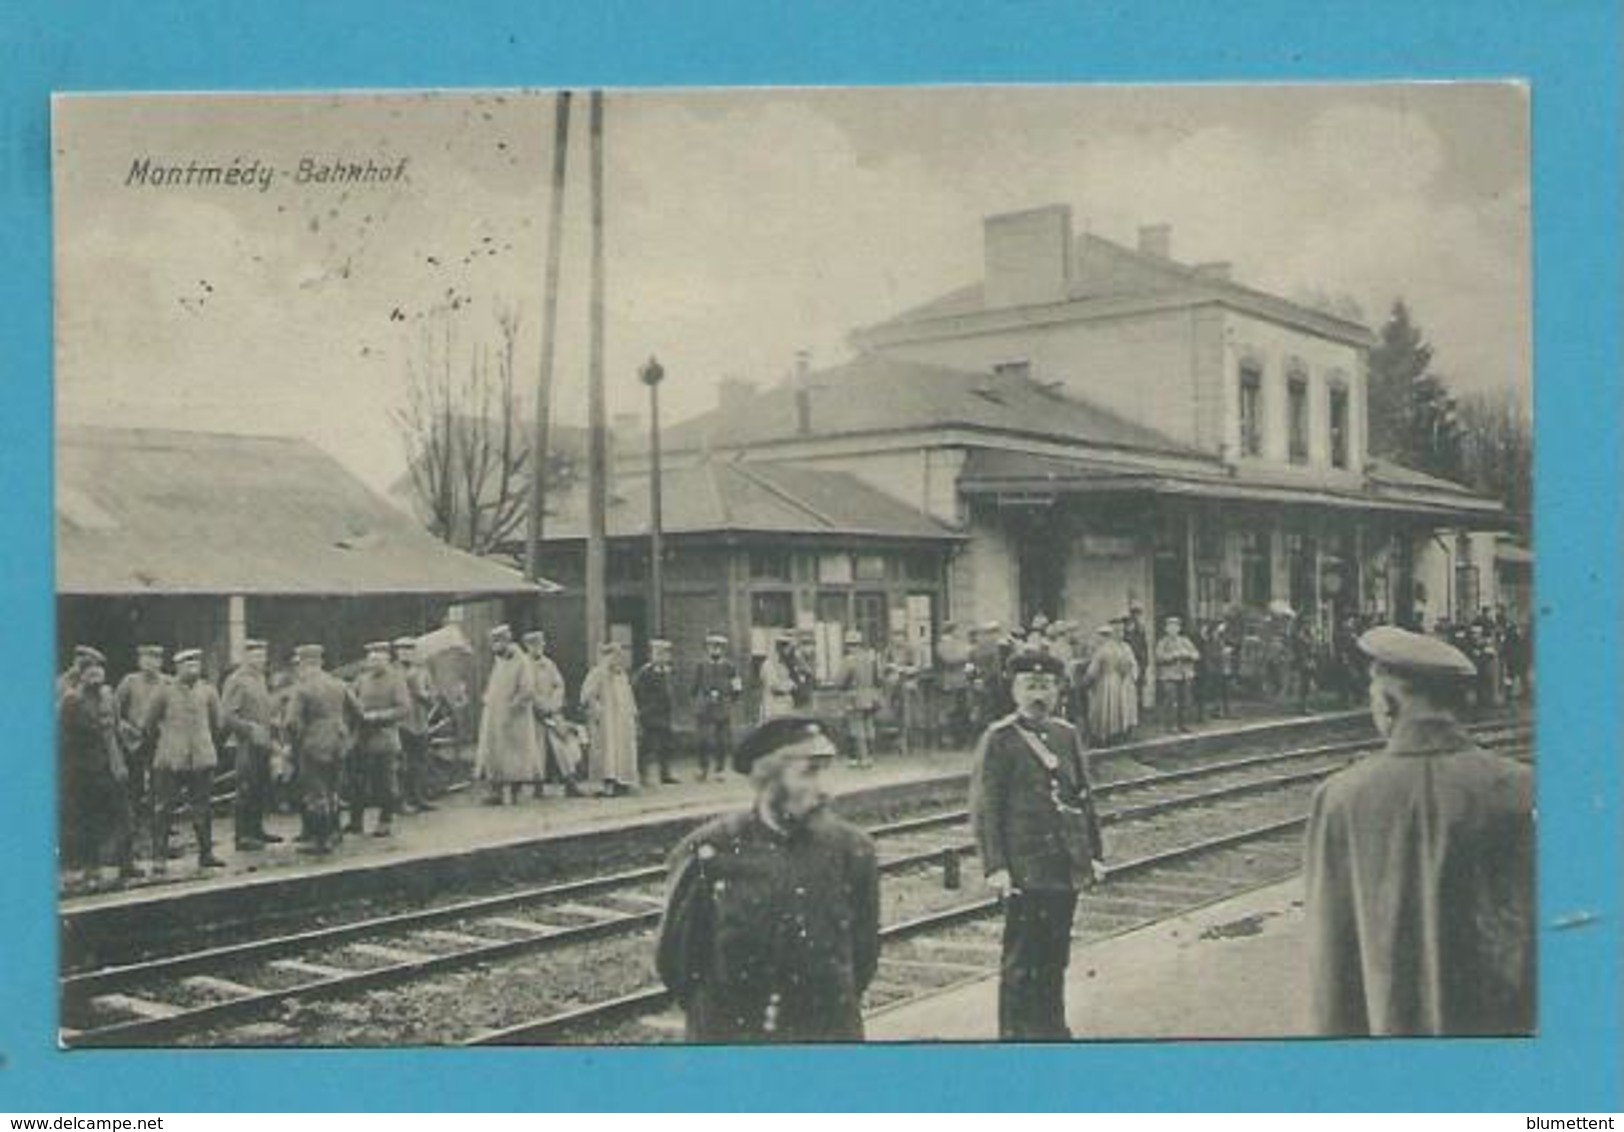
[349,640,411,837]
[114,644,168,817]
[282,644,362,855]
[58,653,140,883]
[221,639,284,850]
[656,716,881,1043]
[58,645,108,702]
[1305,625,1534,1036]
[971,650,1106,1041]
[392,636,438,813]
[690,632,742,782]
[143,648,225,870]
[521,628,569,799]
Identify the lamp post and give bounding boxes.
[640,355,666,642]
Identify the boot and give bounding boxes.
[196,821,226,868]
[345,805,365,835]
[257,829,285,844]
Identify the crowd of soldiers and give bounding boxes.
[57,635,444,881]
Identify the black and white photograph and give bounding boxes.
[53,83,1534,1048]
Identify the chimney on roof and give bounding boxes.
[984,204,1074,310]
[1137,223,1172,260]
[792,350,814,437]
[1194,261,1232,282]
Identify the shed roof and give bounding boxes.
[540,456,960,543]
[58,425,551,597]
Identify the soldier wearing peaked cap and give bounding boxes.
[392,636,439,812]
[282,643,363,854]
[656,716,880,1042]
[221,639,284,850]
[971,649,1106,1041]
[348,640,411,837]
[632,638,680,786]
[114,645,169,816]
[1305,625,1533,1036]
[58,645,108,701]
[690,632,742,781]
[143,648,226,870]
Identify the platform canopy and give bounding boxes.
[57,425,556,598]
[956,447,1507,523]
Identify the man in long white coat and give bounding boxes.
[581,641,639,797]
[476,624,545,805]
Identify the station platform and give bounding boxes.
[869,875,1310,1041]
[61,705,1372,913]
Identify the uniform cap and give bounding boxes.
[392,636,418,650]
[843,629,864,645]
[136,644,165,658]
[490,624,514,642]
[295,643,325,660]
[242,639,268,653]
[704,632,728,645]
[1008,651,1065,678]
[173,648,203,665]
[731,715,840,775]
[649,638,673,650]
[1357,625,1476,679]
[521,630,546,645]
[364,640,392,653]
[74,645,107,665]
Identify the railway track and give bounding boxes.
[61,718,1531,1048]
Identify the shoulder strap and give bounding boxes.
[1009,720,1062,773]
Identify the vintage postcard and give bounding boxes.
[52,84,1532,1048]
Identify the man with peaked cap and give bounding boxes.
[581,640,640,796]
[835,629,883,768]
[143,648,226,870]
[656,715,880,1042]
[282,643,362,854]
[58,653,140,883]
[690,632,742,781]
[521,629,570,799]
[392,636,439,813]
[971,650,1106,1040]
[348,641,412,837]
[1122,601,1150,710]
[476,624,544,805]
[1305,625,1534,1036]
[1153,615,1201,733]
[114,644,169,818]
[632,638,680,786]
[221,639,284,850]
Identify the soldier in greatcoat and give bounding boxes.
[581,640,639,796]
[1305,625,1534,1036]
[971,650,1106,1041]
[349,640,411,837]
[690,632,742,781]
[476,624,545,804]
[393,636,439,813]
[143,648,226,870]
[281,643,362,855]
[522,629,572,798]
[656,716,880,1042]
[59,656,140,882]
[113,644,168,818]
[220,639,285,850]
[835,629,883,768]
[57,644,106,702]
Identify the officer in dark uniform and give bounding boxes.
[632,638,680,785]
[690,632,742,780]
[656,715,881,1043]
[971,650,1106,1041]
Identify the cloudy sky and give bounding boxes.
[54,83,1529,489]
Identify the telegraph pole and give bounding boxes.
[584,90,608,656]
[640,356,666,640]
[525,91,573,583]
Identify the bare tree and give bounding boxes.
[1457,387,1533,539]
[393,305,532,557]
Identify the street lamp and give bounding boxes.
[639,356,666,642]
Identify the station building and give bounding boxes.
[622,205,1511,679]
